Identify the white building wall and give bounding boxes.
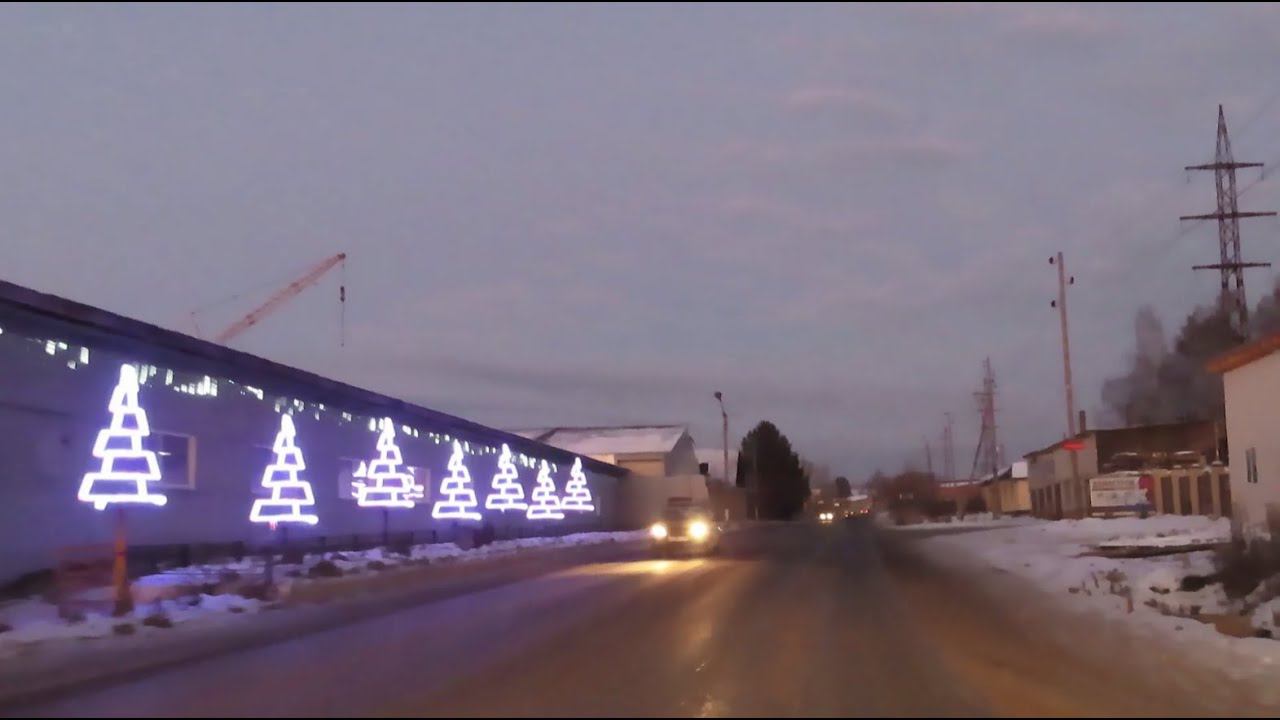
[1223,351,1280,538]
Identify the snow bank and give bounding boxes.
[0,530,645,657]
[919,515,1280,682]
[879,512,1038,531]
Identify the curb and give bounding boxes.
[0,540,647,711]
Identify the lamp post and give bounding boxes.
[714,392,730,520]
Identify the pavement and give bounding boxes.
[6,520,1271,717]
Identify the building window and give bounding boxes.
[146,432,195,489]
[1247,448,1259,484]
[338,458,429,502]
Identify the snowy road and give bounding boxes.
[8,521,1269,717]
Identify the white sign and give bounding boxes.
[1089,474,1152,513]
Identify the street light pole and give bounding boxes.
[714,391,731,522]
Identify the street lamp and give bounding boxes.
[713,392,729,491]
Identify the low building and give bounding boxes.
[981,461,1031,516]
[695,448,745,522]
[0,279,627,586]
[1026,421,1222,519]
[514,425,704,525]
[1208,333,1280,539]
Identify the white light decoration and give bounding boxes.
[432,440,482,521]
[526,460,564,521]
[355,420,422,508]
[78,364,168,511]
[486,444,527,512]
[560,458,595,513]
[250,414,319,525]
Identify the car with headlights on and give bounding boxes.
[649,503,721,556]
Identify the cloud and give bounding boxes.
[721,134,971,174]
[783,86,907,122]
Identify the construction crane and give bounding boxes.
[208,252,347,346]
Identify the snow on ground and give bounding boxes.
[0,530,646,657]
[878,512,1038,530]
[919,515,1280,687]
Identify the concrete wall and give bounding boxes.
[616,473,710,527]
[666,433,700,476]
[0,325,622,584]
[1223,352,1280,538]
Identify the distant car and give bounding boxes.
[650,504,721,556]
[817,511,835,524]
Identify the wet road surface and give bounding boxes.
[9,520,1264,717]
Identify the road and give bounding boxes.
[9,520,1266,717]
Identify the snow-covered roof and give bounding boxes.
[509,425,690,458]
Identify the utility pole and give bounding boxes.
[1051,253,1083,517]
[924,438,934,477]
[1049,252,1077,438]
[942,412,956,484]
[1181,105,1275,339]
[973,359,1000,479]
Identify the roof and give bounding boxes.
[1207,332,1280,374]
[0,278,626,478]
[1022,420,1215,459]
[512,425,689,457]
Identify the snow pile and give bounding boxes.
[880,512,1038,530]
[0,530,648,656]
[0,592,262,656]
[926,516,1231,611]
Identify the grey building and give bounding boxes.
[0,280,626,584]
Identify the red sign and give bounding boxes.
[1063,439,1085,451]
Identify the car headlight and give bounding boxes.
[650,522,668,540]
[689,520,710,541]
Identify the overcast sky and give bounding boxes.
[5,3,1280,480]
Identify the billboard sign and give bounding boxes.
[1089,473,1153,515]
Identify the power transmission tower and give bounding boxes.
[971,358,1000,480]
[1180,104,1275,338]
[942,412,956,484]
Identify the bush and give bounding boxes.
[964,495,988,515]
[306,560,343,579]
[142,613,173,629]
[1213,538,1280,600]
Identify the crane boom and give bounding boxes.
[213,253,346,345]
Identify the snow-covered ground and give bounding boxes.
[919,515,1280,687]
[878,512,1038,531]
[0,530,646,658]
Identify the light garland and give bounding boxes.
[249,414,319,525]
[432,440,482,521]
[486,444,527,512]
[78,364,168,510]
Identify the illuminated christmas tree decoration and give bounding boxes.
[526,460,564,520]
[432,441,482,520]
[355,420,422,508]
[486,444,527,512]
[560,458,595,513]
[78,364,168,511]
[250,414,319,525]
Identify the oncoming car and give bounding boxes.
[650,504,721,556]
[817,511,835,524]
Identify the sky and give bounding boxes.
[5,3,1280,482]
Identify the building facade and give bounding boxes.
[1027,421,1221,519]
[0,281,626,585]
[1210,334,1280,539]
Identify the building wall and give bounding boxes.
[0,324,622,584]
[1143,466,1231,517]
[1223,352,1280,538]
[1028,439,1098,519]
[615,456,667,478]
[666,433,700,476]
